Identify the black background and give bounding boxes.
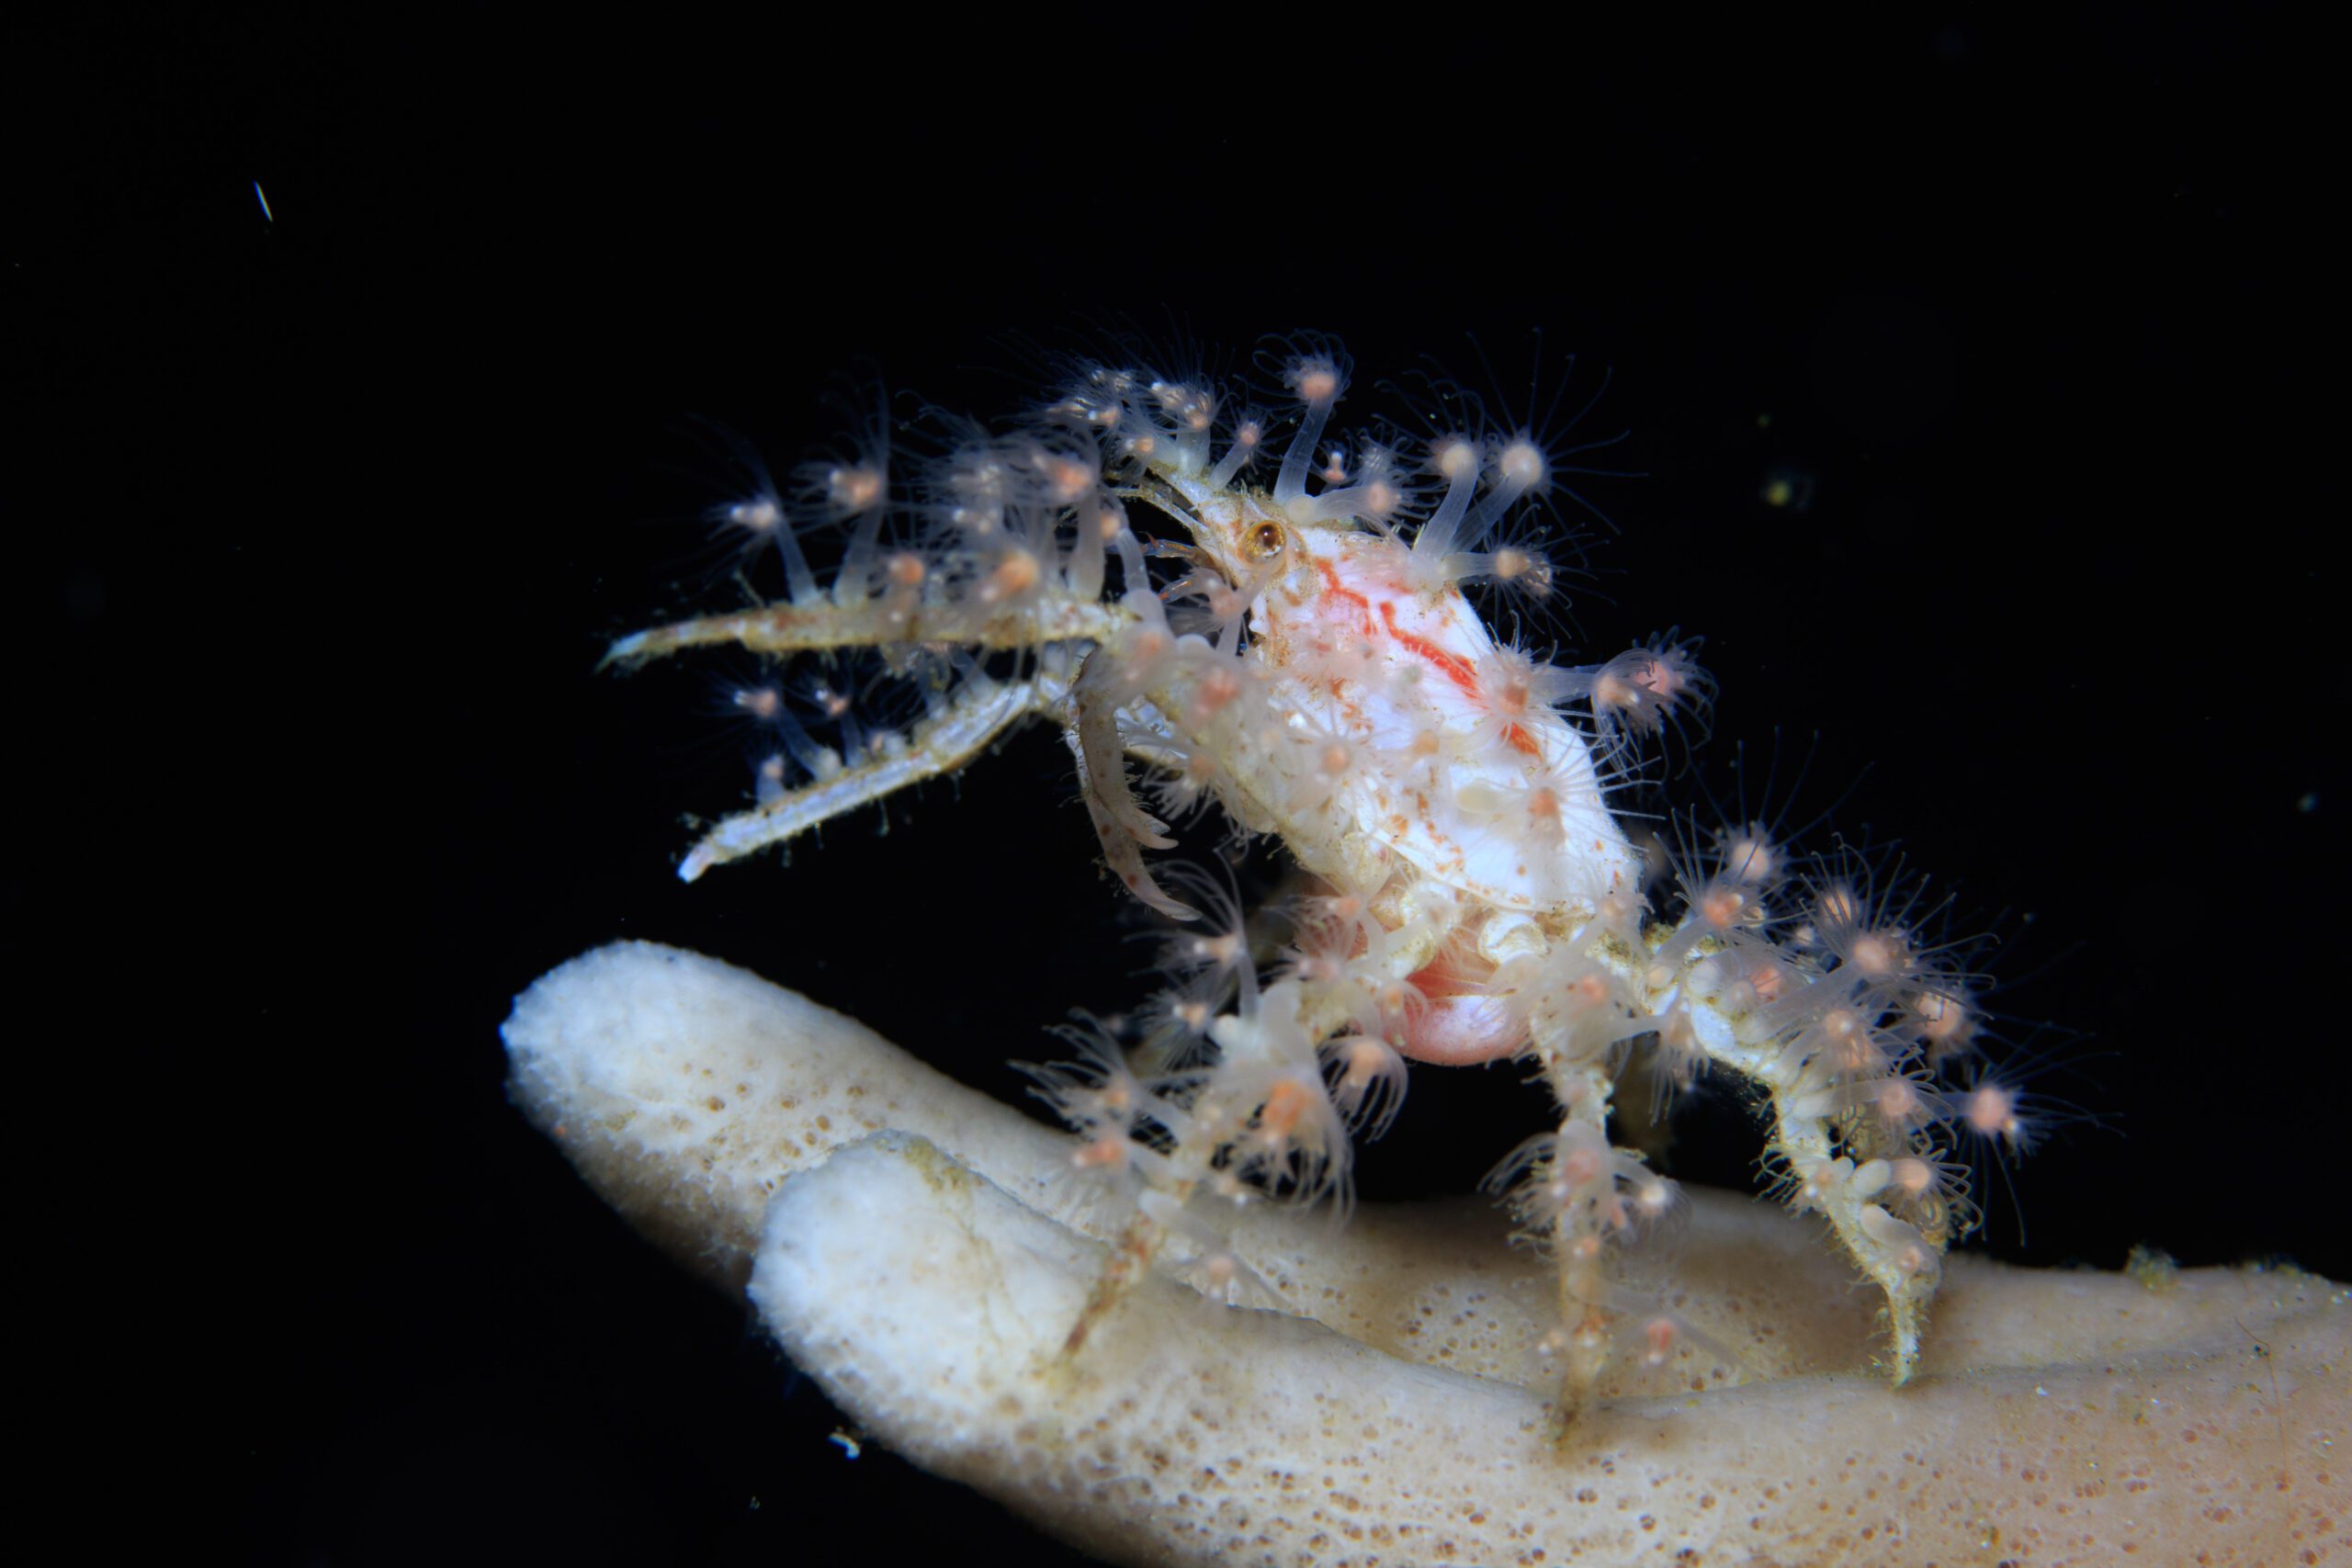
[25,11,2343,1563]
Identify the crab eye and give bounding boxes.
[1245,521,1286,563]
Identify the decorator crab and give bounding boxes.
[601,335,2021,1418]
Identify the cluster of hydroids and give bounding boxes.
[604,335,2037,1416]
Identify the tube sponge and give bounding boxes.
[506,942,2350,1565]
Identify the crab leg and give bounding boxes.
[677,673,1063,882]
[1068,704,1193,923]
[603,590,1138,880]
[600,593,1125,669]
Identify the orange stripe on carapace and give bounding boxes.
[1311,558,1379,638]
[1376,602,1540,756]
